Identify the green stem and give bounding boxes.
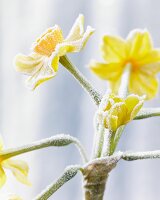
[60,56,102,105]
[93,125,105,158]
[0,135,88,163]
[35,165,81,200]
[103,63,131,156]
[134,108,160,120]
[118,63,131,98]
[111,126,125,154]
[103,130,115,156]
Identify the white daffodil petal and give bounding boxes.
[26,63,55,90]
[56,26,94,56]
[66,14,84,41]
[3,159,31,186]
[14,53,44,75]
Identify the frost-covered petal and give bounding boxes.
[102,35,127,62]
[0,166,6,188]
[58,26,94,55]
[102,94,144,132]
[125,94,141,113]
[130,99,144,120]
[66,14,84,41]
[26,58,56,90]
[106,115,118,132]
[2,159,31,186]
[49,26,94,62]
[125,94,144,119]
[15,53,44,75]
[108,102,128,132]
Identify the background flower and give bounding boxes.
[0,138,31,188]
[90,30,160,99]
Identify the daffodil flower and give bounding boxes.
[15,14,94,89]
[0,138,31,188]
[98,94,144,132]
[90,30,160,99]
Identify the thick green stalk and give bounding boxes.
[92,125,105,159]
[60,56,102,105]
[102,130,116,157]
[83,155,121,200]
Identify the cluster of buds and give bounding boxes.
[96,93,144,132]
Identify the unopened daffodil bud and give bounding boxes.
[97,94,144,132]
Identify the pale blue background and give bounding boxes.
[0,0,160,199]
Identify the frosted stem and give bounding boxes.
[135,108,160,120]
[122,150,160,161]
[60,56,102,105]
[34,165,81,200]
[93,125,105,158]
[0,134,88,163]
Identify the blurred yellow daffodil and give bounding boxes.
[98,93,144,132]
[0,138,31,188]
[8,194,23,200]
[90,30,160,99]
[0,194,22,200]
[15,14,94,89]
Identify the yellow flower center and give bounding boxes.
[123,58,139,72]
[33,26,64,57]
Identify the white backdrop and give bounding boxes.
[0,0,160,199]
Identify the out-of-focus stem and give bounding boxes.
[118,63,131,98]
